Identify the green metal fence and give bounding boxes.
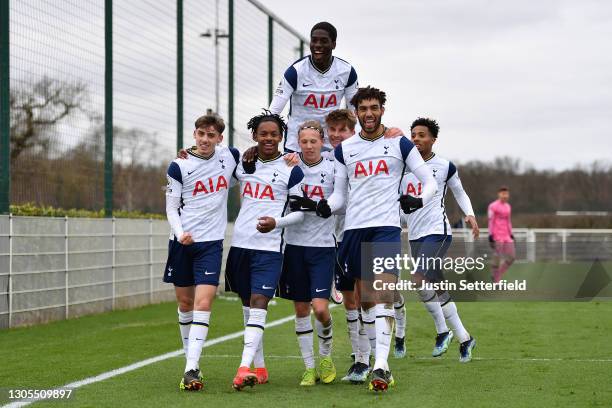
[0,0,308,216]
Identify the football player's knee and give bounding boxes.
[418,288,436,303]
[250,294,269,310]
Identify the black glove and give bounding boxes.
[288,195,332,218]
[315,199,332,218]
[398,195,423,214]
[488,234,495,249]
[242,152,257,174]
[289,194,317,212]
[511,234,515,241]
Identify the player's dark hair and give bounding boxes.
[310,22,337,42]
[349,86,387,109]
[325,109,357,130]
[410,117,440,138]
[498,186,509,192]
[195,114,225,133]
[247,109,287,136]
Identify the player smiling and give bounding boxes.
[400,117,478,363]
[224,111,305,391]
[164,114,239,391]
[269,22,358,153]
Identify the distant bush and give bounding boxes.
[9,203,165,219]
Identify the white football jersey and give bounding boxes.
[231,154,304,252]
[401,154,474,240]
[284,154,336,247]
[270,56,358,152]
[335,135,426,231]
[166,146,239,242]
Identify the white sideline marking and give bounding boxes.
[1,312,299,408]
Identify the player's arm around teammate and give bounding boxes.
[164,114,239,391]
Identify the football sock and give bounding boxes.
[361,306,377,357]
[240,308,267,368]
[393,295,406,339]
[419,288,449,334]
[295,316,315,369]
[345,309,360,356]
[178,308,193,358]
[315,318,333,357]
[373,303,394,371]
[243,306,265,368]
[356,319,371,365]
[185,310,210,372]
[439,292,470,343]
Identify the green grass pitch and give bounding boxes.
[1,293,611,407]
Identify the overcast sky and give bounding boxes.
[261,0,612,170]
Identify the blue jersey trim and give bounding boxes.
[229,147,240,165]
[167,162,182,184]
[288,166,304,189]
[284,66,298,90]
[347,66,358,87]
[334,144,345,165]
[399,137,414,161]
[446,161,457,181]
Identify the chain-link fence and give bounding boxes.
[0,0,308,215]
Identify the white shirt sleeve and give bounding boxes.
[447,172,475,216]
[328,159,348,213]
[275,211,305,229]
[269,74,295,114]
[405,148,437,204]
[165,195,184,238]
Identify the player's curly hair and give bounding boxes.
[410,117,440,138]
[246,109,288,137]
[349,86,387,109]
[311,22,337,42]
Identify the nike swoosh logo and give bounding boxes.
[195,338,204,341]
[187,170,195,175]
[349,153,359,157]
[262,285,274,290]
[315,288,326,293]
[303,83,312,87]
[382,332,391,336]
[204,271,215,275]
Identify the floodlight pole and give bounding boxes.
[200,0,229,115]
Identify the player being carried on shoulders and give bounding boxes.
[225,111,305,391]
[269,21,358,153]
[292,87,437,392]
[164,114,240,391]
[400,117,478,362]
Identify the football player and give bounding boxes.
[164,114,239,390]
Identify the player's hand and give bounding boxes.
[465,215,480,239]
[242,146,258,174]
[488,234,496,249]
[511,234,515,241]
[398,194,423,214]
[315,199,332,218]
[177,147,193,159]
[179,232,194,245]
[289,193,317,212]
[257,216,276,233]
[283,152,300,167]
[384,127,404,138]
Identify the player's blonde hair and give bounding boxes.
[298,120,324,139]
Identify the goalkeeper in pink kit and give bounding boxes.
[488,186,515,282]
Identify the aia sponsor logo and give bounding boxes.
[192,176,228,196]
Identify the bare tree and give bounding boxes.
[10,76,95,159]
